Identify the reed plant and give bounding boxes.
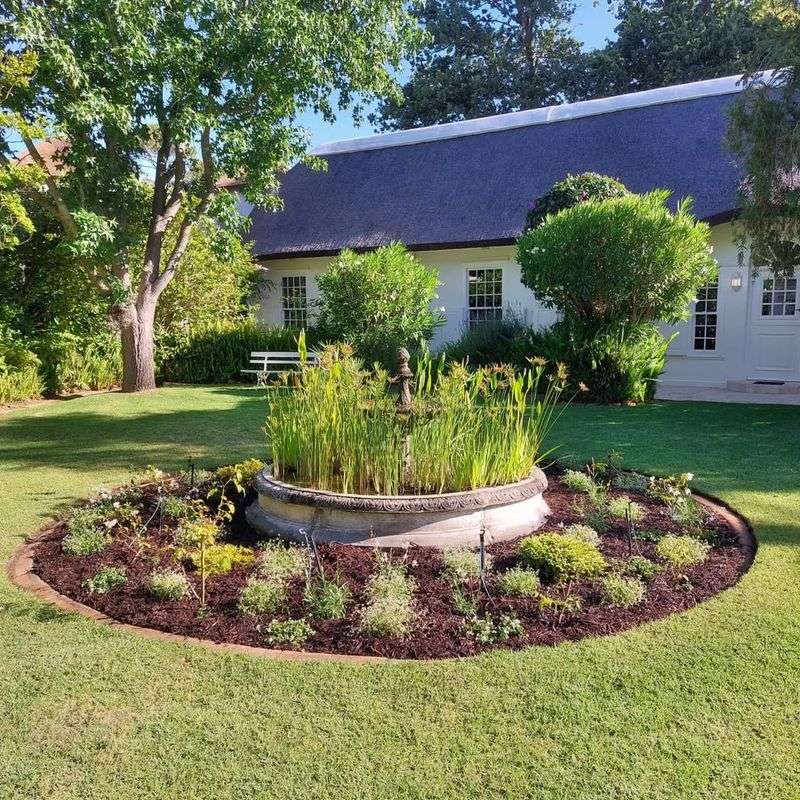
[265,346,570,495]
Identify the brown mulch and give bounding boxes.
[31,474,750,660]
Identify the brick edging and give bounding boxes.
[6,492,755,665]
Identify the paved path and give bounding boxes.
[655,385,800,405]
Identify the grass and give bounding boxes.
[0,386,798,799]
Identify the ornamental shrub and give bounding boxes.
[496,567,540,598]
[441,548,489,585]
[519,533,606,583]
[613,471,650,494]
[148,569,189,601]
[600,574,646,607]
[257,541,307,582]
[239,576,286,616]
[62,507,112,555]
[624,555,661,581]
[264,618,313,648]
[563,523,600,545]
[524,172,630,231]
[84,566,127,594]
[656,535,711,567]
[359,557,416,636]
[465,612,524,644]
[186,543,255,576]
[607,496,644,523]
[316,243,444,367]
[0,335,43,403]
[562,469,597,494]
[304,577,351,620]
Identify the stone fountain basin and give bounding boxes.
[246,466,550,549]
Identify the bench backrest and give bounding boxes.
[248,351,320,370]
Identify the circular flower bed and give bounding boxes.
[23,460,753,660]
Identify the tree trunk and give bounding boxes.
[119,297,157,392]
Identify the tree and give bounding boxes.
[373,0,582,130]
[576,0,764,99]
[1,1,420,391]
[316,243,445,365]
[727,2,800,274]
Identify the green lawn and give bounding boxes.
[1,386,798,799]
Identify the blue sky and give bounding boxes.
[296,0,618,148]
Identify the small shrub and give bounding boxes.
[601,574,646,607]
[562,469,597,494]
[148,569,189,601]
[62,508,111,555]
[264,618,314,648]
[84,566,127,594]
[612,471,649,493]
[466,613,524,644]
[537,593,582,618]
[441,548,489,584]
[519,533,606,583]
[563,523,600,545]
[359,596,415,637]
[162,496,202,521]
[607,495,644,522]
[624,555,661,581]
[647,472,694,505]
[239,577,286,616]
[186,543,254,576]
[452,585,478,617]
[257,541,308,582]
[304,578,351,620]
[366,557,415,603]
[656,535,711,567]
[216,458,265,489]
[496,568,540,598]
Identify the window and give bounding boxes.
[281,275,307,327]
[467,268,503,328]
[761,274,797,317]
[693,280,718,351]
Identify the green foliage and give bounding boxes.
[440,315,544,370]
[607,496,644,523]
[465,612,525,644]
[185,544,255,577]
[147,569,189,601]
[441,548,487,585]
[216,459,265,489]
[562,470,597,495]
[518,190,717,330]
[359,556,416,637]
[239,577,287,617]
[84,566,127,594]
[519,533,606,583]
[525,173,630,231]
[452,585,478,617]
[315,244,444,367]
[562,523,600,545]
[158,319,316,385]
[264,618,314,648]
[304,578,351,620]
[624,555,662,581]
[656,535,711,567]
[612,471,650,494]
[62,507,111,555]
[496,568,541,598]
[373,0,583,130]
[647,473,694,505]
[257,542,308,583]
[600,574,646,608]
[161,496,203,522]
[35,330,121,394]
[266,350,568,495]
[0,335,43,403]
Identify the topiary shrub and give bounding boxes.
[316,243,444,367]
[656,535,711,567]
[524,172,630,231]
[519,533,606,583]
[517,188,718,403]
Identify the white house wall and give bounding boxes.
[256,223,751,388]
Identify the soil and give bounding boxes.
[31,471,751,660]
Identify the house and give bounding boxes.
[248,74,800,391]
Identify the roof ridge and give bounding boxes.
[312,73,760,157]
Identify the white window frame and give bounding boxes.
[466,266,503,329]
[693,279,719,352]
[760,273,797,318]
[281,275,308,328]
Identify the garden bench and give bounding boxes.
[241,350,320,379]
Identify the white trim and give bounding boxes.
[312,73,768,157]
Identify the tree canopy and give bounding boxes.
[1,0,421,390]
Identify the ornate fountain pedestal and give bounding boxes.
[246,466,550,549]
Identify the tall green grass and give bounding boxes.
[157,319,319,384]
[265,347,568,495]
